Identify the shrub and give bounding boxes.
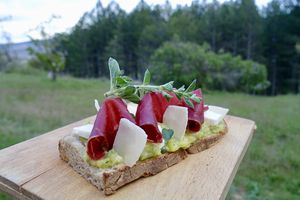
[150,40,269,93]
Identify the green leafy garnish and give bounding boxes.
[184,97,194,108]
[162,128,174,141]
[190,93,201,103]
[185,79,196,92]
[143,69,151,85]
[116,76,131,87]
[161,91,173,101]
[104,58,201,107]
[161,81,174,91]
[108,57,121,90]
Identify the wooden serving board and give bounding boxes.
[0,115,256,200]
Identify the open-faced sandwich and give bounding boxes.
[59,58,229,195]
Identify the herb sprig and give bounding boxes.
[104,58,201,108]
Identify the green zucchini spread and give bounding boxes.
[139,143,162,160]
[85,121,226,168]
[85,149,123,168]
[165,121,226,152]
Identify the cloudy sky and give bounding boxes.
[0,0,271,44]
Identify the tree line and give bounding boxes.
[52,0,300,94]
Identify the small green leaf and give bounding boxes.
[123,86,136,96]
[143,69,151,85]
[108,57,121,90]
[121,76,132,82]
[178,85,185,92]
[118,85,136,99]
[175,92,183,100]
[144,87,158,93]
[161,91,173,101]
[184,97,194,108]
[191,96,201,103]
[162,128,174,141]
[116,76,128,87]
[123,94,140,103]
[190,94,201,103]
[185,79,196,93]
[161,81,174,91]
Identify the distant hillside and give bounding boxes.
[0,41,38,61]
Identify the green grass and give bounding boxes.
[0,73,299,199]
[0,73,109,150]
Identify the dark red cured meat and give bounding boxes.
[150,92,180,123]
[136,93,163,143]
[149,92,168,123]
[150,92,182,122]
[184,89,205,132]
[87,98,135,160]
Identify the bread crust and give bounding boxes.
[58,120,227,195]
[186,120,228,154]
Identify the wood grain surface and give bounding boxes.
[0,115,255,200]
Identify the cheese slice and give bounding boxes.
[204,105,229,125]
[113,118,147,167]
[72,124,93,139]
[163,105,188,140]
[208,105,229,117]
[204,110,222,125]
[127,102,138,115]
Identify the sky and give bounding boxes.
[0,0,271,44]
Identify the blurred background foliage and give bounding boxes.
[1,0,300,95]
[150,38,269,93]
[35,0,300,95]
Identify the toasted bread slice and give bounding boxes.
[59,135,187,195]
[58,120,228,195]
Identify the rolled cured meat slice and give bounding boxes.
[182,89,205,132]
[136,93,163,143]
[87,98,135,160]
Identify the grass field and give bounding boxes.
[0,72,299,199]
